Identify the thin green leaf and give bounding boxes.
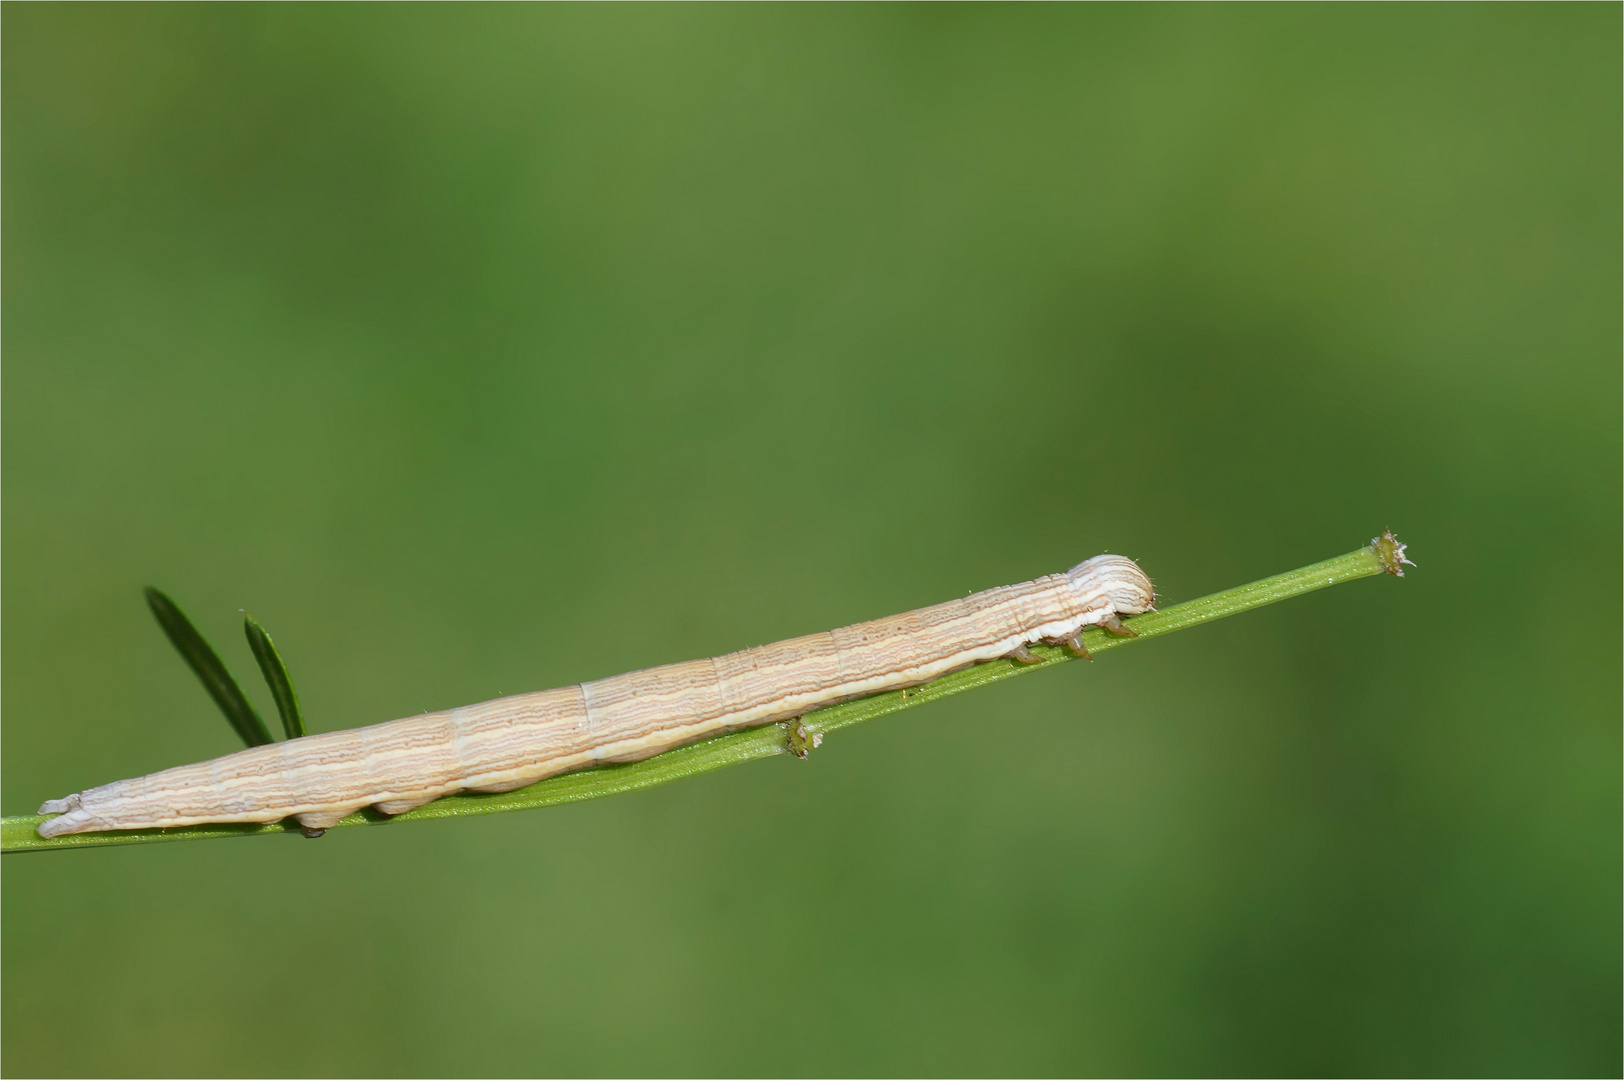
[244,614,305,740]
[143,587,273,748]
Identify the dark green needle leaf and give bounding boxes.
[144,587,274,748]
[244,614,305,740]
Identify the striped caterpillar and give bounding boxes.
[37,554,1154,838]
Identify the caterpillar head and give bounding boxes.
[1066,554,1155,616]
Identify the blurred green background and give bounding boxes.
[3,5,1618,1076]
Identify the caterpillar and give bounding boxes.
[37,553,1154,838]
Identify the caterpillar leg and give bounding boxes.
[294,807,357,833]
[1007,644,1045,664]
[36,794,98,838]
[1063,634,1092,660]
[466,780,528,794]
[373,794,442,816]
[1100,613,1137,638]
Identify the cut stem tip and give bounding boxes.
[1371,528,1415,577]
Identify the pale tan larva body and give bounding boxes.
[37,554,1154,838]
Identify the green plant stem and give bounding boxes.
[2,536,1407,854]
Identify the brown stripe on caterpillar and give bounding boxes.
[36,553,1155,838]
